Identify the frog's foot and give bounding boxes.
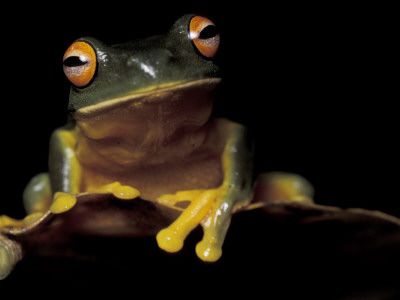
[0,213,45,230]
[252,172,314,205]
[156,187,236,262]
[0,212,46,279]
[156,190,204,209]
[89,182,141,200]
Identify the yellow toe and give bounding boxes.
[113,186,140,200]
[195,240,222,262]
[50,192,77,214]
[156,228,184,253]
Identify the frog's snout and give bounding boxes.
[127,49,173,79]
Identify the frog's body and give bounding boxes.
[0,14,313,279]
[29,109,253,261]
[50,80,230,201]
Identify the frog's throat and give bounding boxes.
[74,78,221,118]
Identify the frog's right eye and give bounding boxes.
[63,41,97,87]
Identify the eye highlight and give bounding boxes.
[189,16,220,59]
[63,41,97,87]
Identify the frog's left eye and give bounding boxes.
[188,16,220,59]
[63,41,97,87]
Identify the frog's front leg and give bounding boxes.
[156,123,254,262]
[0,126,80,231]
[0,128,72,280]
[47,126,82,213]
[48,127,141,211]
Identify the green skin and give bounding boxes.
[17,14,312,264]
[24,14,226,199]
[1,15,314,279]
[21,14,254,262]
[67,17,220,111]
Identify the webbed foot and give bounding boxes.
[50,182,140,214]
[156,186,240,262]
[0,212,45,231]
[0,211,47,279]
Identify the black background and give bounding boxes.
[0,2,398,297]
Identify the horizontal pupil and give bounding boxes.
[63,56,88,67]
[199,25,218,40]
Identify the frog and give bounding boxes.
[0,14,314,279]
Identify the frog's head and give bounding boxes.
[63,14,221,146]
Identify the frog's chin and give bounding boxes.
[73,78,221,119]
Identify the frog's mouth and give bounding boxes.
[74,78,221,119]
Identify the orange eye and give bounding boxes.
[63,41,97,87]
[189,16,220,59]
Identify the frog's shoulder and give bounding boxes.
[49,116,76,143]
